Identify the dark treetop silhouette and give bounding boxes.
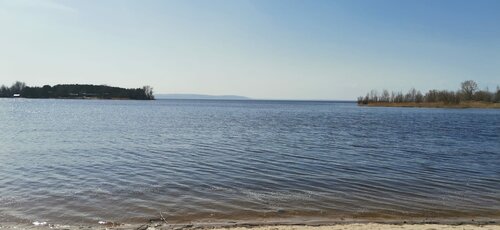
[0,82,154,100]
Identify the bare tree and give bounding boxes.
[381,89,390,102]
[394,91,404,103]
[495,86,500,103]
[358,80,497,106]
[474,90,493,102]
[404,88,417,102]
[460,80,478,100]
[409,88,417,101]
[415,90,423,103]
[143,85,154,100]
[369,90,378,102]
[10,81,26,94]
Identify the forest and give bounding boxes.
[358,80,500,106]
[0,81,154,100]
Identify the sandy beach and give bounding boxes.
[100,221,500,230]
[1,218,500,230]
[2,223,500,230]
[208,224,500,230]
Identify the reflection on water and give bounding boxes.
[0,99,499,225]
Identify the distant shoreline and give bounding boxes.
[4,96,149,100]
[358,101,500,109]
[357,80,500,108]
[0,82,155,100]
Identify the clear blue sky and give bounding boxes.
[1,0,499,100]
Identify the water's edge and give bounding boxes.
[2,218,500,230]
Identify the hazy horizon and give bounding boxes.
[1,0,499,100]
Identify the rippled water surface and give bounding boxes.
[1,99,499,225]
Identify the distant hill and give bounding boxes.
[155,94,250,100]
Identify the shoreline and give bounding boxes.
[358,101,500,109]
[210,223,500,230]
[2,222,500,230]
[2,218,500,230]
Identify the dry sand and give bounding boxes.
[2,223,500,230]
[209,224,500,230]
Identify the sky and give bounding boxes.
[0,0,499,100]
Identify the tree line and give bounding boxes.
[0,81,154,100]
[357,80,500,105]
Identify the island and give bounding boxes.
[0,82,154,100]
[357,80,500,108]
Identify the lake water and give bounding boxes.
[0,99,499,226]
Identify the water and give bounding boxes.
[0,99,499,226]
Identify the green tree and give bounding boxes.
[0,85,11,97]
